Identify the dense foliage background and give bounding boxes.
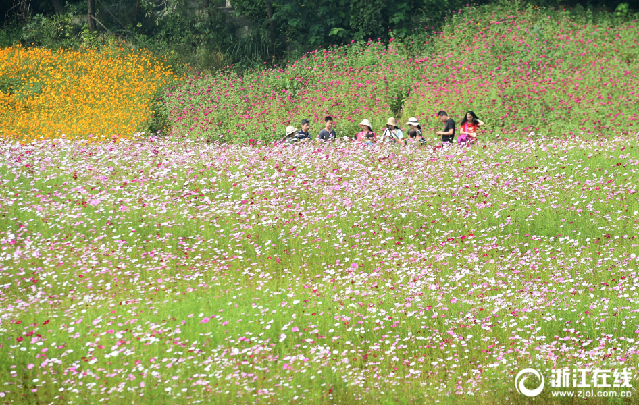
[1,0,638,72]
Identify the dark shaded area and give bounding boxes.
[0,0,638,72]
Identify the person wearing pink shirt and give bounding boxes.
[356,119,376,145]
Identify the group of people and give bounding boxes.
[282,111,485,146]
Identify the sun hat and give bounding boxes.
[286,126,298,136]
[406,117,420,126]
[387,117,397,127]
[359,119,372,128]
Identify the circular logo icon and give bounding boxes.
[515,368,544,397]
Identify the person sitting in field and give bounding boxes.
[436,111,455,146]
[405,117,425,144]
[296,119,312,143]
[458,110,484,145]
[381,117,404,145]
[356,119,376,145]
[318,116,337,142]
[283,125,299,145]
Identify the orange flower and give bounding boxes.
[0,45,177,143]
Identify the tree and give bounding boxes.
[229,0,432,51]
[264,0,275,46]
[135,0,141,23]
[50,0,63,13]
[88,0,96,31]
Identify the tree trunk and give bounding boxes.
[135,0,141,23]
[264,0,275,46]
[88,0,96,31]
[51,0,63,14]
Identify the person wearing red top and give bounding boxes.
[458,111,484,145]
[356,119,376,144]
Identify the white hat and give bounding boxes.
[359,119,372,128]
[285,125,298,136]
[406,117,420,126]
[387,117,397,127]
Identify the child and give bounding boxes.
[405,117,426,145]
[318,116,337,141]
[296,119,312,143]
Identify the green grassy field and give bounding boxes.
[0,134,638,404]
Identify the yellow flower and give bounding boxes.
[0,45,178,143]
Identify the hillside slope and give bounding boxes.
[163,2,639,142]
[403,3,639,138]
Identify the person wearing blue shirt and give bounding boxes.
[296,119,312,143]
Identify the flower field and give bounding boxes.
[162,40,407,143]
[403,4,639,139]
[0,46,175,143]
[1,1,639,404]
[163,3,639,143]
[1,134,638,404]
[2,3,637,145]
